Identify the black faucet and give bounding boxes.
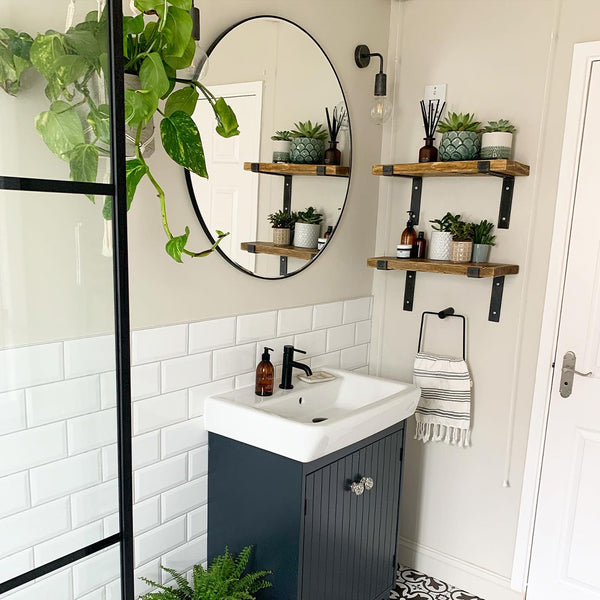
[280,345,313,390]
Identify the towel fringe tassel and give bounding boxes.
[415,422,470,447]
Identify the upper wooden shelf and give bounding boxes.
[244,162,350,177]
[367,257,519,278]
[241,241,319,261]
[372,159,530,178]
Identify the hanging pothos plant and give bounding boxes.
[0,0,239,262]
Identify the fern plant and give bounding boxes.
[139,546,271,600]
[437,112,481,133]
[290,120,328,140]
[482,119,516,134]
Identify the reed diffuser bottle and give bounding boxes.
[418,99,445,163]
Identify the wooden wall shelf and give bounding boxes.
[244,162,350,177]
[242,241,319,261]
[372,159,529,178]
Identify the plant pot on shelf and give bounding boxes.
[294,222,321,248]
[471,243,491,263]
[124,73,155,158]
[450,240,473,263]
[272,140,291,163]
[439,131,480,161]
[290,138,325,164]
[429,231,453,260]
[480,132,513,159]
[272,227,291,247]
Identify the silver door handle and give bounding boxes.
[560,351,592,398]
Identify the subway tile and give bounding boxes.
[0,423,66,477]
[134,454,187,502]
[2,570,70,600]
[236,311,277,344]
[0,390,26,435]
[100,371,116,409]
[253,336,293,366]
[312,301,343,330]
[132,324,188,366]
[161,353,211,393]
[340,344,370,371]
[277,306,313,336]
[189,378,234,418]
[34,521,103,565]
[187,505,208,540]
[189,317,236,354]
[0,343,63,393]
[0,472,30,518]
[212,344,255,380]
[161,477,207,522]
[102,444,118,481]
[132,431,161,470]
[161,417,206,459]
[134,517,186,567]
[71,480,119,527]
[0,549,33,584]
[0,498,70,558]
[326,323,356,352]
[104,512,119,537]
[355,320,372,345]
[67,409,117,455]
[189,445,208,480]
[72,545,120,598]
[64,335,115,379]
[132,560,160,599]
[293,330,327,358]
[132,363,161,401]
[133,390,188,435]
[134,497,161,535]
[310,351,341,371]
[30,450,101,506]
[161,535,207,583]
[78,589,104,600]
[343,297,372,324]
[234,371,255,389]
[26,375,100,427]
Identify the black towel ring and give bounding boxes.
[417,307,466,360]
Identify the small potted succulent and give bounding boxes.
[289,120,328,164]
[481,119,517,159]
[268,209,297,246]
[471,219,496,263]
[437,112,482,161]
[449,219,475,263]
[294,206,323,248]
[429,212,461,260]
[271,130,292,163]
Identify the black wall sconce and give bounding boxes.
[354,44,392,124]
[182,1,209,81]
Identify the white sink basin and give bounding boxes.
[204,368,420,463]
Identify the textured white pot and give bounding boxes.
[294,222,321,248]
[429,231,453,260]
[480,131,513,159]
[124,73,155,158]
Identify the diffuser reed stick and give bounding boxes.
[418,99,446,162]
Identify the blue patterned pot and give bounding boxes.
[289,138,325,164]
[439,131,481,161]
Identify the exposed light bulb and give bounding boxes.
[370,96,392,124]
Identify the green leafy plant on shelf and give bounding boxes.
[482,119,516,134]
[290,120,328,140]
[267,209,297,229]
[0,1,239,263]
[472,219,496,245]
[297,206,323,224]
[449,219,475,242]
[139,546,272,600]
[429,212,461,232]
[437,112,481,133]
[270,130,292,142]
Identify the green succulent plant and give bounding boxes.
[267,209,297,228]
[482,119,516,134]
[290,120,328,140]
[449,220,475,242]
[297,206,323,224]
[437,112,481,134]
[271,130,292,141]
[472,219,496,245]
[430,212,461,232]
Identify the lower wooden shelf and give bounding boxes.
[242,241,319,261]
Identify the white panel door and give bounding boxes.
[527,60,600,600]
[190,81,262,271]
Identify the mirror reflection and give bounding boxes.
[187,17,351,279]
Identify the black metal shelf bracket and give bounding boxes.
[489,276,505,322]
[404,271,416,311]
[280,256,288,276]
[376,259,389,270]
[410,177,422,225]
[283,175,292,213]
[477,161,514,229]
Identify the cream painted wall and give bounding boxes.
[371,1,600,598]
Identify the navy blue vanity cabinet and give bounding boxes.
[208,422,405,600]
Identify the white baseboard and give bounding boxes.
[397,537,525,600]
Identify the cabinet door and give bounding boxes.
[301,430,403,600]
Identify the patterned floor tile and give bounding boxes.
[391,565,485,600]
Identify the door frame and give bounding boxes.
[511,41,600,593]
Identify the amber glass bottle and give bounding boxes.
[255,347,275,396]
[401,212,417,256]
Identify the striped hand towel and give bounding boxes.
[413,352,472,447]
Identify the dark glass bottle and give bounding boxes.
[419,137,438,163]
[401,212,417,257]
[255,347,274,396]
[324,141,341,165]
[415,231,427,258]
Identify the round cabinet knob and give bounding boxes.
[362,476,374,491]
[350,481,365,496]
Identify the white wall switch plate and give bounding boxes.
[424,83,447,103]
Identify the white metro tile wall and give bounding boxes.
[0,296,372,599]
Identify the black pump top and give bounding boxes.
[261,347,274,361]
[406,211,415,228]
[418,231,424,238]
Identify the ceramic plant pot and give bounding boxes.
[429,231,453,260]
[294,222,321,248]
[272,227,291,247]
[289,138,325,164]
[439,131,480,161]
[124,73,155,158]
[450,240,473,263]
[480,132,513,159]
[471,243,491,263]
[272,140,291,163]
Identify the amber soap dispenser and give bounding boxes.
[255,347,275,396]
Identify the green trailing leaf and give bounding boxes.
[64,30,100,67]
[163,36,195,71]
[55,54,89,87]
[30,31,67,80]
[126,158,148,210]
[123,14,145,37]
[102,196,112,220]
[124,88,158,128]
[134,0,166,19]
[214,97,240,138]
[165,226,190,263]
[69,143,99,201]
[87,104,111,144]
[164,86,198,117]
[162,7,192,59]
[167,0,192,9]
[35,100,85,160]
[139,52,169,98]
[0,29,33,94]
[160,111,207,177]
